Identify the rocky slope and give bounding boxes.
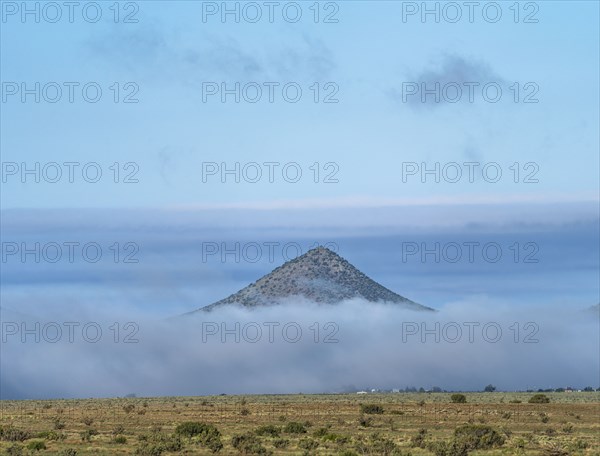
[192,246,434,312]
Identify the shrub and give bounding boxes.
[123,404,136,413]
[26,440,47,451]
[410,428,428,448]
[36,430,65,441]
[368,433,401,455]
[428,439,469,456]
[240,407,251,416]
[161,435,183,452]
[135,443,164,456]
[273,438,289,448]
[358,415,372,427]
[114,435,128,444]
[58,450,78,456]
[313,427,330,438]
[569,439,589,450]
[176,421,210,438]
[175,422,222,452]
[5,444,24,456]
[453,424,505,450]
[1,427,31,442]
[450,394,467,403]
[513,438,526,449]
[528,394,550,404]
[80,429,98,441]
[139,432,183,452]
[354,433,403,456]
[298,437,320,451]
[322,432,349,444]
[53,418,66,430]
[360,404,384,414]
[284,421,307,434]
[82,416,94,426]
[231,433,272,455]
[541,442,569,456]
[255,425,280,437]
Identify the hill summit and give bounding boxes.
[193,246,434,312]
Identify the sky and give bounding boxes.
[1,1,598,208]
[0,1,599,399]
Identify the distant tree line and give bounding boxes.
[363,385,599,393]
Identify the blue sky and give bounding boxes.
[1,1,598,209]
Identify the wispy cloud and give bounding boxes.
[393,54,506,109]
[86,25,336,83]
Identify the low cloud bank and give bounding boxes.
[1,300,597,399]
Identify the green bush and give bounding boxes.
[175,421,203,438]
[360,404,384,414]
[36,430,65,441]
[231,433,272,455]
[450,394,467,403]
[428,439,469,456]
[284,421,307,434]
[152,432,182,450]
[137,432,184,453]
[174,421,222,452]
[254,425,280,437]
[26,440,47,451]
[113,435,128,444]
[569,439,589,450]
[322,432,349,444]
[298,437,320,451]
[529,394,550,404]
[453,424,505,450]
[135,443,164,456]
